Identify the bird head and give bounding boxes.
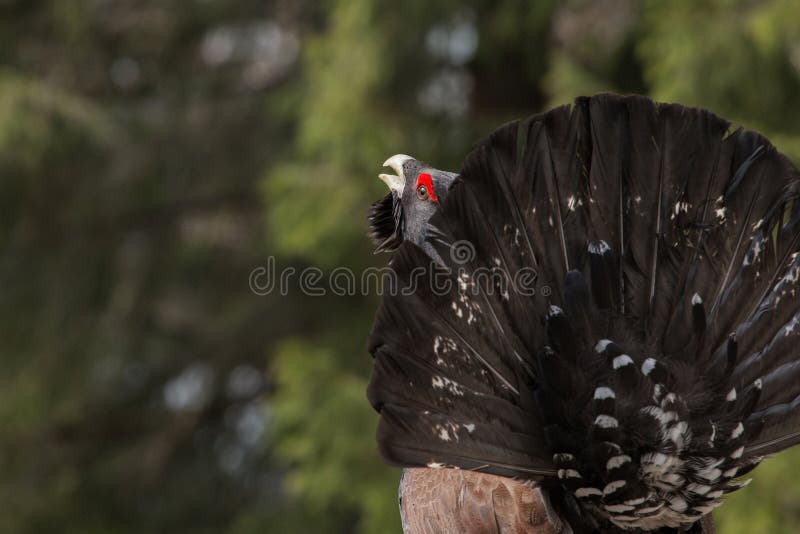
[368,154,458,253]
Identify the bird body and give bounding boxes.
[367,94,800,532]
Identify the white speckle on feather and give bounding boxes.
[575,487,603,498]
[437,428,450,441]
[433,336,457,359]
[755,378,763,390]
[686,483,711,495]
[594,414,619,428]
[692,293,702,305]
[548,215,554,227]
[785,315,800,335]
[613,354,634,369]
[731,446,744,459]
[642,358,657,376]
[594,387,615,400]
[606,455,632,470]
[603,480,626,495]
[782,264,800,284]
[458,272,469,291]
[751,235,766,264]
[667,421,690,447]
[427,462,444,468]
[715,207,727,220]
[661,411,679,424]
[548,305,564,317]
[697,467,721,482]
[588,240,611,254]
[673,201,690,216]
[641,452,680,471]
[723,467,739,478]
[731,422,744,439]
[669,496,688,512]
[431,376,464,396]
[635,195,642,203]
[562,469,581,479]
[624,496,647,506]
[726,387,737,401]
[463,423,475,433]
[595,339,613,352]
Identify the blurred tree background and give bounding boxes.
[1,0,799,532]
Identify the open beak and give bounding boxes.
[370,154,412,254]
[379,173,404,193]
[379,154,412,196]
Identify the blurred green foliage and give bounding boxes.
[1,0,799,532]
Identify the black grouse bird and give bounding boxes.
[366,94,800,533]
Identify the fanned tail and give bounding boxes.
[368,94,800,531]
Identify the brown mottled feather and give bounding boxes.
[399,468,563,534]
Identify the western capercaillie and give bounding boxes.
[366,94,800,533]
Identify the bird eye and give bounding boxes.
[414,172,439,203]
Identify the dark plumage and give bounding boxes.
[368,192,404,253]
[367,94,800,532]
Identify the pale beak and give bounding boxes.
[379,154,413,196]
[379,173,405,193]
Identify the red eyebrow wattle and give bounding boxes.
[415,172,439,203]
